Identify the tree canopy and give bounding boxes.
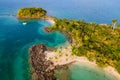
[17,7,47,19]
[47,18,120,73]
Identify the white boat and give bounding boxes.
[22,22,27,25]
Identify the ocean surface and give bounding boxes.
[0,0,120,80]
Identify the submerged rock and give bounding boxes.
[44,27,52,33]
[29,44,56,80]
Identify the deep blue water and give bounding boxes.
[1,0,120,23]
[0,0,120,80]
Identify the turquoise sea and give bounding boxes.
[0,0,120,80]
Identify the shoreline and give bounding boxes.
[17,7,120,80]
[46,19,55,25]
[17,15,55,26]
[45,45,120,80]
[42,16,55,25]
[29,44,56,80]
[26,16,120,79]
[103,66,120,80]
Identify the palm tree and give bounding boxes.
[112,19,118,30]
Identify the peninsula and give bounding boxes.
[45,18,120,79]
[46,18,120,72]
[17,7,120,80]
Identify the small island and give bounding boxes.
[17,7,47,19]
[17,7,120,80]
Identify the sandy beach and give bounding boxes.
[43,16,55,25]
[45,45,120,80]
[46,19,55,25]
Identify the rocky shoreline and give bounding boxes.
[29,44,69,80]
[29,43,120,80]
[44,27,73,44]
[29,44,56,80]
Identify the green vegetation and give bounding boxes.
[47,18,120,73]
[17,7,120,73]
[17,7,46,19]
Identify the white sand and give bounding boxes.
[104,66,120,80]
[46,19,55,25]
[45,45,120,80]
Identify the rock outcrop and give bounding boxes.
[29,44,56,80]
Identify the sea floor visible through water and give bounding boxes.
[0,0,120,80]
[55,62,117,80]
[0,16,67,80]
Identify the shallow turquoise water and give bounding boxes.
[55,62,117,80]
[0,0,120,80]
[0,16,67,80]
[69,63,117,80]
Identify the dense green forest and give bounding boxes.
[47,18,120,73]
[17,7,46,19]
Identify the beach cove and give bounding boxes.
[45,45,120,80]
[20,7,120,79]
[0,0,120,80]
[16,8,120,79]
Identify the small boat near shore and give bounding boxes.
[22,22,27,25]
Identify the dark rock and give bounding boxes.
[44,27,52,33]
[29,44,56,80]
[29,44,71,80]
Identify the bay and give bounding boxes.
[0,0,120,80]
